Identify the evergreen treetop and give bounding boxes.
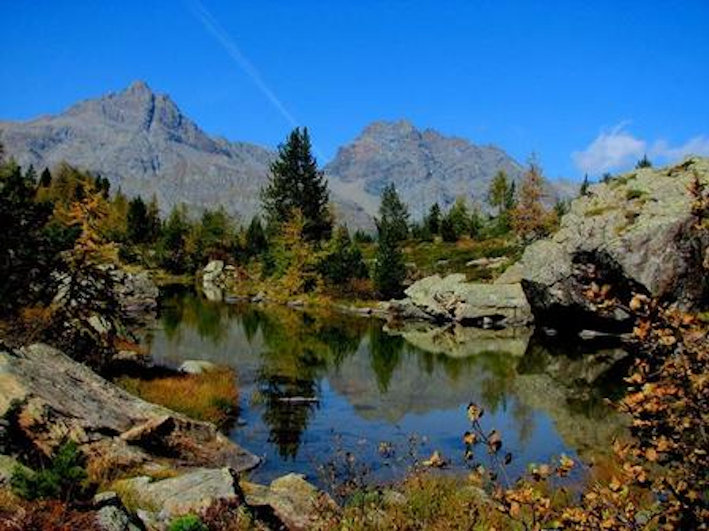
[262,127,331,242]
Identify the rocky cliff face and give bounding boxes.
[498,157,709,330]
[325,120,528,219]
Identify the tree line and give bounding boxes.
[0,129,568,311]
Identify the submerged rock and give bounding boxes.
[391,273,533,327]
[498,157,709,331]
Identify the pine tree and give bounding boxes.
[262,127,331,242]
[488,170,513,216]
[40,168,52,188]
[580,174,590,196]
[440,214,457,242]
[159,205,191,274]
[448,196,470,238]
[126,196,149,243]
[377,183,409,241]
[145,194,161,242]
[374,186,407,299]
[427,203,441,235]
[319,226,368,285]
[636,154,653,169]
[374,225,406,300]
[245,215,268,257]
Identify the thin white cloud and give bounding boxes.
[572,123,645,175]
[184,0,299,128]
[651,136,709,160]
[573,123,709,175]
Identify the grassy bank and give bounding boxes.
[115,368,239,429]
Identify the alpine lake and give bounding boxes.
[144,288,630,490]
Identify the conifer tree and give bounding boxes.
[377,183,409,241]
[488,170,513,216]
[245,215,268,257]
[374,186,407,299]
[427,202,441,235]
[511,160,554,241]
[580,174,590,196]
[40,168,52,188]
[126,196,149,243]
[262,127,331,241]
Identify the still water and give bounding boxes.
[147,289,628,487]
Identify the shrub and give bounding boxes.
[626,188,645,200]
[169,514,208,531]
[11,441,90,502]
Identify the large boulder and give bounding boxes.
[242,473,336,531]
[0,343,259,478]
[114,467,241,521]
[391,273,533,327]
[498,157,709,331]
[201,260,225,302]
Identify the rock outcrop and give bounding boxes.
[201,260,226,302]
[498,157,709,331]
[115,467,241,521]
[390,273,533,327]
[0,343,259,477]
[242,473,336,531]
[114,269,159,318]
[113,468,333,531]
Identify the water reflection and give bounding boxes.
[149,289,628,484]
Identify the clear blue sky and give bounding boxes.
[1,1,708,179]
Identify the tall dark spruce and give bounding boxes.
[262,127,331,242]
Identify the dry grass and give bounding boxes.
[116,368,239,428]
[313,472,509,531]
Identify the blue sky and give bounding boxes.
[1,1,708,179]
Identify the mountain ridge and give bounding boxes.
[0,81,570,228]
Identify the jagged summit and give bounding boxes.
[325,119,526,218]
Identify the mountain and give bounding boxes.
[326,120,527,219]
[0,82,570,230]
[0,81,372,228]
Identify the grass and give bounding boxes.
[115,368,239,428]
[314,472,509,531]
[361,236,520,281]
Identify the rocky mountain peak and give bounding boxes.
[326,119,526,218]
[360,119,418,138]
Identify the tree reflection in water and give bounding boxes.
[150,290,628,478]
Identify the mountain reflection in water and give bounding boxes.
[147,289,629,486]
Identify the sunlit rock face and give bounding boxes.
[499,157,709,330]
